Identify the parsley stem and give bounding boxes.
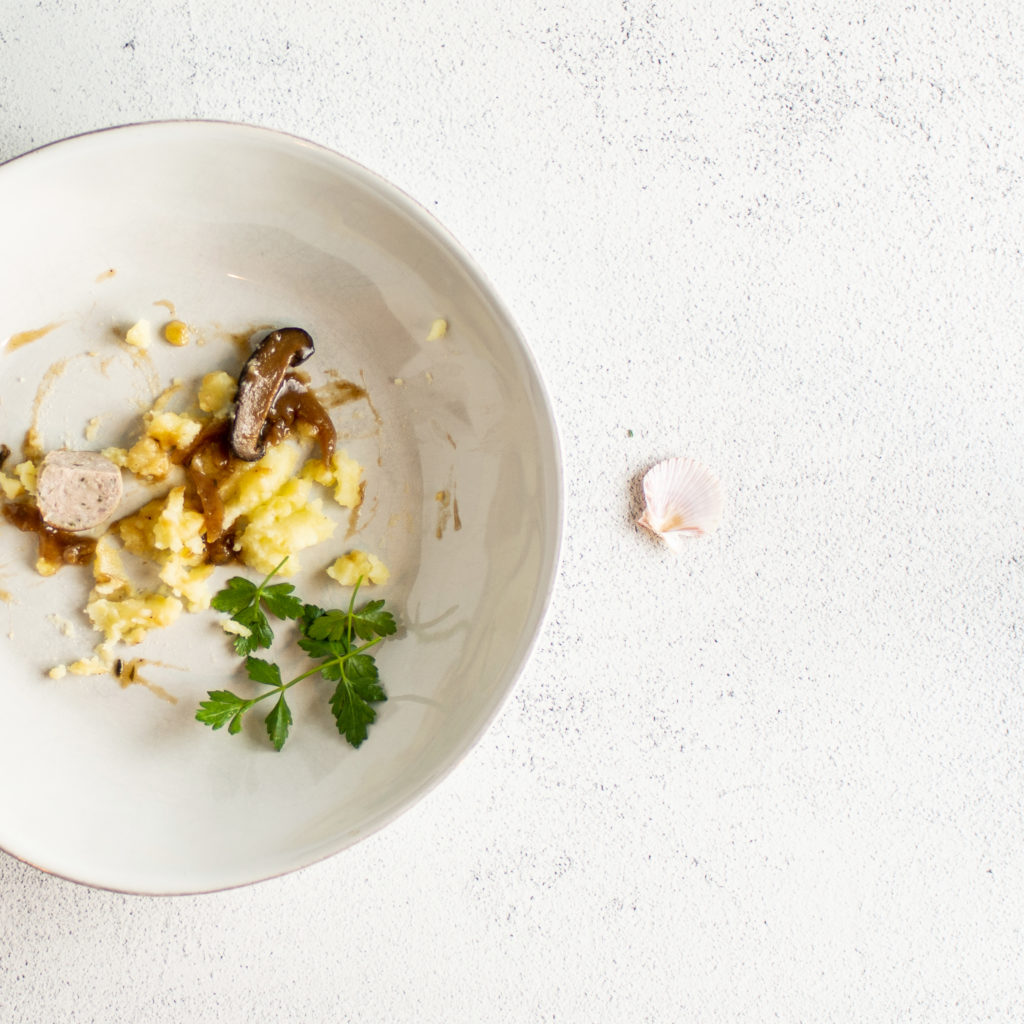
[258,556,290,592]
[245,636,384,707]
[346,574,364,627]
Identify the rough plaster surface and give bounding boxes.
[1,1,1023,1021]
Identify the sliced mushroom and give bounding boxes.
[229,327,315,461]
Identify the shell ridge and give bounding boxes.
[637,456,723,550]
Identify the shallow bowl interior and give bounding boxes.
[0,122,561,894]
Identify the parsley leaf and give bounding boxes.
[229,603,273,655]
[297,633,347,663]
[345,653,385,697]
[198,567,396,751]
[298,602,326,630]
[329,668,386,748]
[349,600,397,641]
[245,657,282,687]
[210,557,302,655]
[264,695,293,752]
[260,583,303,621]
[306,609,349,643]
[196,690,252,733]
[210,577,259,618]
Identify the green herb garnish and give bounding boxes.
[197,561,395,751]
[208,556,303,655]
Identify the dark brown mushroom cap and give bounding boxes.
[230,327,315,461]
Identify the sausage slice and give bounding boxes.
[36,450,123,532]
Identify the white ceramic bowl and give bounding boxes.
[0,122,561,894]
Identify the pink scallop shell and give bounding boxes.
[637,457,723,552]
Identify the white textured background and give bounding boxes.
[2,1,1023,1020]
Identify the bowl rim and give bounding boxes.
[0,119,565,896]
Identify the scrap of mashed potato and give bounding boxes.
[103,405,205,483]
[300,450,363,508]
[0,470,22,500]
[14,461,37,495]
[197,370,236,414]
[327,549,390,587]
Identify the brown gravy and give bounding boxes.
[2,502,97,568]
[264,378,337,462]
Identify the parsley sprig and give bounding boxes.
[198,561,396,751]
[209,556,303,655]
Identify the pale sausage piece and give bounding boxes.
[36,450,123,532]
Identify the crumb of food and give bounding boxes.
[47,613,76,638]
[151,379,187,413]
[144,410,203,452]
[14,461,37,495]
[117,496,163,556]
[124,320,153,350]
[84,416,101,441]
[105,408,201,483]
[197,370,237,415]
[101,446,128,468]
[87,592,183,646]
[426,318,448,342]
[393,377,405,386]
[221,618,252,638]
[68,652,114,676]
[163,320,190,347]
[78,536,182,645]
[159,560,216,612]
[124,437,171,482]
[48,665,68,679]
[151,486,207,559]
[300,450,363,509]
[327,549,390,587]
[91,536,131,598]
[425,371,434,383]
[36,553,60,578]
[23,427,43,463]
[0,470,23,499]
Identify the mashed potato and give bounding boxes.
[144,410,202,451]
[197,371,237,415]
[237,477,336,575]
[300,450,363,509]
[327,550,390,587]
[44,364,366,676]
[14,461,37,495]
[123,319,153,350]
[0,470,23,500]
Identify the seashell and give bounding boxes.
[637,457,723,552]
